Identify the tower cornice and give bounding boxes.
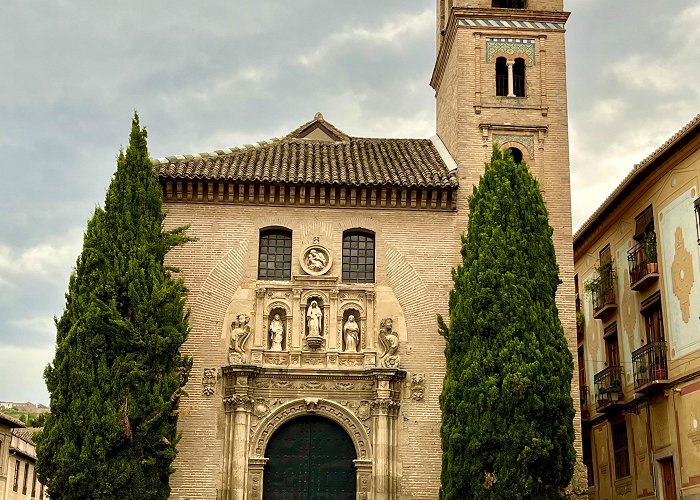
[431,8,570,92]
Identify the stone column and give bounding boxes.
[293,289,303,349]
[329,289,339,351]
[247,458,268,500]
[365,291,375,350]
[354,459,373,500]
[254,288,266,348]
[507,60,515,97]
[372,375,394,500]
[223,395,253,500]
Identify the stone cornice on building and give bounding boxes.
[574,114,700,260]
[430,7,570,92]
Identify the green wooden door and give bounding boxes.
[264,416,356,500]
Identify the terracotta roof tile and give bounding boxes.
[153,116,458,189]
[0,412,25,428]
[13,427,41,445]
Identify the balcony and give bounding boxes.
[627,233,659,291]
[594,365,624,412]
[576,295,585,341]
[579,385,590,420]
[632,341,669,394]
[587,264,617,320]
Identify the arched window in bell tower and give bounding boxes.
[492,0,526,8]
[509,147,523,165]
[513,58,526,97]
[495,57,508,97]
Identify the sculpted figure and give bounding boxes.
[343,315,360,352]
[269,313,285,351]
[378,317,400,368]
[306,300,323,337]
[306,249,327,272]
[229,314,251,363]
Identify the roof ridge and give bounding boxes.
[151,137,284,165]
[151,136,434,166]
[574,113,700,241]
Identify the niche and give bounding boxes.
[268,307,287,351]
[305,297,324,338]
[342,309,361,353]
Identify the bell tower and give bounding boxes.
[431,0,584,487]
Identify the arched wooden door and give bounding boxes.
[263,415,357,500]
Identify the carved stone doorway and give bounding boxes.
[263,415,356,499]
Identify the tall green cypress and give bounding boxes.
[36,114,192,499]
[439,147,575,499]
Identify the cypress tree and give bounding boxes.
[439,147,575,499]
[36,113,192,499]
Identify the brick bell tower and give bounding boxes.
[431,0,586,490]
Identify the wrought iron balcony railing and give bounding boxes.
[594,365,623,409]
[627,233,659,289]
[588,264,616,318]
[579,384,590,419]
[632,341,668,391]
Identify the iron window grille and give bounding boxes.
[342,231,375,283]
[258,229,292,280]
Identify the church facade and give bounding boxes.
[156,1,578,498]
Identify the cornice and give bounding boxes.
[431,8,570,92]
[161,178,458,211]
[221,366,406,382]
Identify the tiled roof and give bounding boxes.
[0,411,25,428]
[153,115,458,189]
[13,427,41,445]
[574,113,700,245]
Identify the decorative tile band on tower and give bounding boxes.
[486,38,535,63]
[458,19,564,30]
[493,134,534,158]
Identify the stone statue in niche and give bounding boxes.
[307,301,323,337]
[306,300,324,350]
[269,314,285,351]
[305,249,327,272]
[343,315,360,352]
[378,317,400,368]
[228,314,251,364]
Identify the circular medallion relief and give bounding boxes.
[300,245,332,276]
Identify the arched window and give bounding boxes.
[342,230,375,283]
[492,0,526,8]
[258,228,292,280]
[509,147,523,164]
[495,57,508,97]
[513,57,526,97]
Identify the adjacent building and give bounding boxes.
[156,1,579,498]
[574,114,700,499]
[0,414,46,500]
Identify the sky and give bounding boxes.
[1,0,699,405]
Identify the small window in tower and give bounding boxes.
[492,0,526,8]
[509,147,523,164]
[513,58,526,97]
[496,57,508,96]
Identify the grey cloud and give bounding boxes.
[2,0,698,403]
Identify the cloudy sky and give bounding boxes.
[1,0,699,404]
